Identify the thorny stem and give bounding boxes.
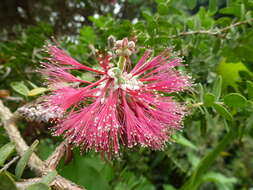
[0,100,85,190]
[170,18,253,38]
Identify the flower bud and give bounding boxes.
[115,40,122,48]
[107,35,116,49]
[128,41,135,49]
[122,38,128,47]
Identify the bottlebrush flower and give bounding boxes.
[41,38,191,157]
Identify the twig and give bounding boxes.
[0,156,19,173]
[219,18,253,33]
[4,96,24,102]
[0,103,45,175]
[16,178,41,190]
[170,30,225,38]
[170,18,253,38]
[187,102,224,109]
[187,102,204,108]
[45,139,69,170]
[0,100,85,190]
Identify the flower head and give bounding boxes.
[41,38,191,157]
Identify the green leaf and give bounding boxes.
[28,87,48,96]
[200,114,207,136]
[219,5,241,18]
[201,172,238,190]
[41,170,57,185]
[213,103,233,121]
[27,81,38,89]
[154,0,165,3]
[10,81,29,96]
[186,0,197,9]
[187,152,200,170]
[212,75,222,100]
[0,172,17,190]
[203,93,216,107]
[212,39,221,54]
[157,3,168,15]
[181,128,237,190]
[217,60,252,92]
[163,184,177,190]
[198,84,204,102]
[224,93,247,108]
[246,81,253,100]
[58,151,111,190]
[198,7,215,28]
[114,171,155,190]
[80,26,96,44]
[15,140,39,179]
[142,10,153,22]
[208,0,218,15]
[0,143,15,166]
[37,139,56,160]
[100,164,114,182]
[26,183,51,190]
[172,134,197,150]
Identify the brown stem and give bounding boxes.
[16,178,41,190]
[45,139,69,170]
[0,100,85,190]
[170,18,253,38]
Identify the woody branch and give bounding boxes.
[0,100,85,190]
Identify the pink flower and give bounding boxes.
[41,38,191,157]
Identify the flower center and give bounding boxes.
[107,68,142,90]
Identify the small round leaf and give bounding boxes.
[213,103,233,121]
[203,93,216,107]
[224,93,247,108]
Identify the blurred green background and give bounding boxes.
[1,0,253,189]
